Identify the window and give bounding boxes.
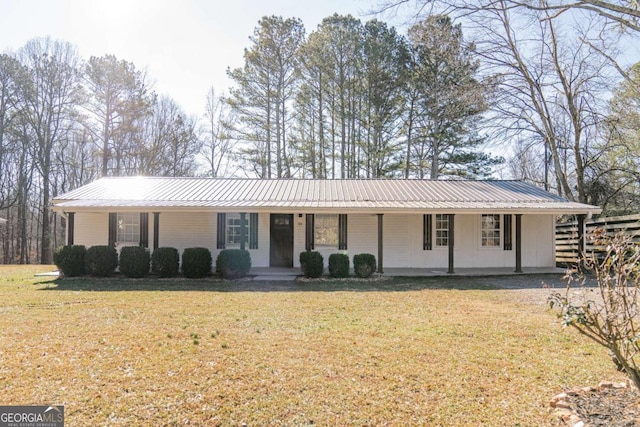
[435,214,449,247]
[314,214,338,247]
[481,214,501,247]
[117,213,139,243]
[226,213,249,246]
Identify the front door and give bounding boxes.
[270,214,294,267]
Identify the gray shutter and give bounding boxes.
[108,213,117,247]
[249,213,259,249]
[338,214,348,250]
[217,213,226,249]
[67,212,75,246]
[504,214,513,251]
[153,213,160,250]
[423,214,432,250]
[140,213,149,248]
[305,214,314,251]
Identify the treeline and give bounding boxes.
[0,39,228,264]
[2,7,640,264]
[227,14,497,180]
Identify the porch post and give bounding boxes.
[153,212,160,251]
[66,212,75,246]
[515,214,522,273]
[240,212,247,251]
[377,214,384,274]
[448,214,455,274]
[577,214,586,270]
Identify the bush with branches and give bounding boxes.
[53,245,86,277]
[182,247,212,278]
[549,228,640,390]
[300,251,324,278]
[151,247,180,278]
[353,253,376,278]
[119,246,150,278]
[85,245,118,277]
[216,249,252,279]
[329,253,349,278]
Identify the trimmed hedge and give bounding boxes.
[53,245,86,277]
[216,249,252,279]
[300,251,324,278]
[328,253,349,278]
[85,245,118,277]
[182,247,212,278]
[353,253,376,278]
[119,246,150,278]
[151,247,180,278]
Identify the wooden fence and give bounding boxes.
[556,214,640,266]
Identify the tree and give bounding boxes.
[228,16,305,178]
[18,37,81,264]
[405,15,495,179]
[361,19,409,177]
[83,54,153,177]
[201,87,237,177]
[0,54,24,211]
[138,96,201,177]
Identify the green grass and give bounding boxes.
[0,266,624,426]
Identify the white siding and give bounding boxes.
[74,212,108,247]
[72,211,557,270]
[158,212,216,255]
[522,214,555,267]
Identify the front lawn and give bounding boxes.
[0,266,624,426]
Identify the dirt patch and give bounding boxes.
[551,382,640,426]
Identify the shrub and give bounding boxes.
[300,251,324,278]
[353,253,376,278]
[549,228,640,390]
[182,247,212,278]
[216,249,252,279]
[328,253,349,278]
[53,245,86,277]
[151,247,180,278]
[85,245,118,277]
[119,246,150,278]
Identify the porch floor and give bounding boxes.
[249,266,566,280]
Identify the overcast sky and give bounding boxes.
[0,0,374,117]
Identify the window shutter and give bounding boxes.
[249,213,259,249]
[305,214,314,251]
[504,214,513,251]
[153,213,160,250]
[217,213,226,249]
[423,214,432,250]
[108,213,117,247]
[67,212,75,246]
[139,213,149,248]
[338,214,348,250]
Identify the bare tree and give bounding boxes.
[201,87,237,177]
[18,37,81,264]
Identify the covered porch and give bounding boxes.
[248,266,566,280]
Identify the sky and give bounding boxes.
[0,0,375,117]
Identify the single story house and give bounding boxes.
[51,177,600,273]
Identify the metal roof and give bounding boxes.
[51,177,601,214]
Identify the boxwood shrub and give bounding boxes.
[119,246,150,278]
[182,247,212,278]
[53,245,86,277]
[328,253,349,278]
[353,253,376,278]
[300,251,324,278]
[85,245,118,277]
[216,249,252,279]
[151,247,180,278]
